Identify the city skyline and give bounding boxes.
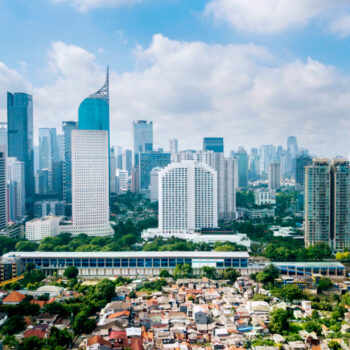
[2,1,350,155]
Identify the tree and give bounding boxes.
[318,278,333,292]
[48,327,73,348]
[42,302,69,318]
[269,308,290,334]
[2,315,25,335]
[15,241,38,252]
[306,242,333,260]
[95,279,115,301]
[328,341,342,350]
[3,335,19,349]
[222,268,240,283]
[173,264,193,279]
[63,266,79,280]
[304,320,322,335]
[159,269,172,278]
[26,262,35,272]
[201,266,217,280]
[129,290,137,299]
[256,264,279,284]
[21,336,45,350]
[273,284,304,302]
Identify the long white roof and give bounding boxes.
[2,251,249,259]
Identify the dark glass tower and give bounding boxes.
[7,92,34,211]
[203,137,224,153]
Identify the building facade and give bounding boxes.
[65,130,113,236]
[296,154,313,189]
[268,162,281,190]
[159,160,218,235]
[7,92,34,210]
[0,152,6,231]
[26,216,61,242]
[203,138,224,153]
[133,120,153,166]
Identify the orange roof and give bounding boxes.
[23,329,46,339]
[2,291,26,303]
[87,335,111,347]
[31,299,46,308]
[142,332,154,340]
[312,346,321,350]
[108,310,130,319]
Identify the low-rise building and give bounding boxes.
[25,216,61,241]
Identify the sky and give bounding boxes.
[2,0,350,156]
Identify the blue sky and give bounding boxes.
[1,0,350,155]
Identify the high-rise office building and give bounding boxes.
[295,154,313,189]
[133,120,153,166]
[63,121,78,203]
[0,151,6,231]
[110,147,117,194]
[248,148,260,181]
[236,147,248,188]
[169,139,178,161]
[268,162,281,190]
[159,160,218,235]
[116,169,129,193]
[37,169,50,195]
[287,136,298,178]
[150,167,162,202]
[122,149,132,174]
[7,157,25,223]
[78,69,109,133]
[0,123,7,151]
[57,134,64,161]
[61,130,113,236]
[259,145,276,174]
[139,151,171,192]
[203,137,224,153]
[7,92,34,210]
[39,128,59,192]
[52,161,64,199]
[305,159,350,251]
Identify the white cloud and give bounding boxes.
[329,14,350,37]
[204,0,350,34]
[2,36,350,156]
[52,0,143,12]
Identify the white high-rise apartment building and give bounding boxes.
[60,130,113,236]
[159,160,218,235]
[268,162,281,190]
[26,216,60,241]
[7,157,25,223]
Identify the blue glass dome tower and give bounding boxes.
[78,67,110,132]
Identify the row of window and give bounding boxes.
[21,257,248,269]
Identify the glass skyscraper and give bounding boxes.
[133,120,153,166]
[203,137,224,153]
[7,92,34,210]
[78,69,109,133]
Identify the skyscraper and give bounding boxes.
[0,151,6,231]
[236,147,248,188]
[259,145,276,175]
[0,123,7,151]
[159,160,218,235]
[63,121,78,203]
[203,137,224,153]
[122,149,132,174]
[268,162,281,190]
[61,130,113,236]
[78,68,109,133]
[139,151,171,192]
[287,136,298,178]
[7,157,25,223]
[110,147,117,194]
[133,120,153,166]
[295,154,313,189]
[305,159,350,251]
[7,92,34,210]
[248,148,260,181]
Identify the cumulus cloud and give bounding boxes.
[51,0,143,12]
[2,36,350,156]
[329,14,350,37]
[204,0,350,34]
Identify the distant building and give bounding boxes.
[0,123,7,151]
[158,160,218,235]
[61,130,113,236]
[62,121,78,204]
[254,188,276,205]
[296,154,312,189]
[122,149,132,174]
[34,201,66,218]
[268,162,281,190]
[110,147,117,194]
[116,169,128,193]
[7,157,25,223]
[203,137,224,153]
[259,145,275,175]
[26,216,61,241]
[37,169,50,195]
[0,151,6,231]
[150,167,162,202]
[305,159,350,251]
[52,161,64,199]
[236,147,248,188]
[133,120,153,166]
[39,128,59,174]
[7,92,34,210]
[139,151,171,192]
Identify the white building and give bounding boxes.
[7,157,25,223]
[150,167,162,202]
[116,169,128,193]
[26,216,61,241]
[268,162,281,190]
[158,160,217,236]
[254,188,276,205]
[60,130,113,236]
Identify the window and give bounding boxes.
[137,259,144,267]
[98,259,105,267]
[90,259,97,267]
[122,259,128,267]
[153,258,160,267]
[74,259,81,267]
[113,259,121,267]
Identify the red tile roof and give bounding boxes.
[23,329,46,339]
[2,291,26,303]
[87,335,111,347]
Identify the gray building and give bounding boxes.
[133,120,153,166]
[236,147,248,188]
